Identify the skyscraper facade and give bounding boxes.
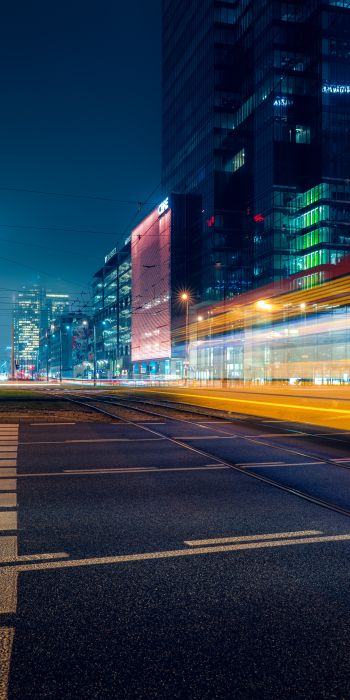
[14,287,70,377]
[13,286,41,376]
[162,0,249,301]
[162,0,350,300]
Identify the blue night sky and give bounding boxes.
[0,0,161,345]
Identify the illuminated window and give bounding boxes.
[231,148,245,172]
[295,126,310,144]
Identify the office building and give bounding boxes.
[13,286,41,376]
[14,287,71,378]
[44,293,70,328]
[92,239,132,377]
[131,193,202,377]
[162,0,350,300]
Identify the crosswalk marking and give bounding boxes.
[0,424,18,699]
[0,494,16,508]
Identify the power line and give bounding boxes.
[0,186,160,206]
[0,255,89,289]
[0,223,117,236]
[0,236,99,259]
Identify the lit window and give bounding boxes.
[231,148,245,172]
[295,126,310,144]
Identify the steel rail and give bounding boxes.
[60,391,350,521]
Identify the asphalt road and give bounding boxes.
[2,404,350,699]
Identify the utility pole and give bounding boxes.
[59,327,62,383]
[11,322,15,380]
[93,323,97,387]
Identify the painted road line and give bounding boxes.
[238,461,323,468]
[0,627,15,698]
[172,435,237,440]
[237,461,286,467]
[3,532,350,575]
[0,570,17,613]
[0,481,16,491]
[0,494,16,508]
[19,437,166,445]
[0,513,17,531]
[64,465,230,475]
[184,530,322,546]
[247,433,307,438]
[0,425,18,699]
[0,537,17,562]
[30,422,76,425]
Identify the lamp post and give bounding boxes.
[196,315,203,380]
[180,292,190,383]
[93,323,97,387]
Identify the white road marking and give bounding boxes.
[0,481,16,491]
[238,461,323,468]
[0,494,16,508]
[172,435,237,440]
[30,422,76,425]
[0,537,16,562]
[3,532,350,575]
[247,433,307,438]
[64,465,230,475]
[0,423,18,700]
[0,571,17,614]
[0,627,15,698]
[185,530,322,546]
[20,437,166,445]
[0,513,17,531]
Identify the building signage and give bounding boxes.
[273,97,293,107]
[105,247,117,264]
[158,197,169,216]
[322,83,350,94]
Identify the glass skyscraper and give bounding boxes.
[162,0,350,299]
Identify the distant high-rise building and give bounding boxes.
[92,239,132,377]
[13,286,41,375]
[162,0,350,297]
[14,287,70,376]
[45,293,70,327]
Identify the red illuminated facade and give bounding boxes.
[130,193,202,376]
[131,203,172,362]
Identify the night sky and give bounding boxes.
[0,0,161,348]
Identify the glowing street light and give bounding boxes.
[179,291,191,382]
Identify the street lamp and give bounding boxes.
[196,315,203,380]
[50,324,62,383]
[179,292,190,383]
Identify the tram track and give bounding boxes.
[58,390,350,521]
